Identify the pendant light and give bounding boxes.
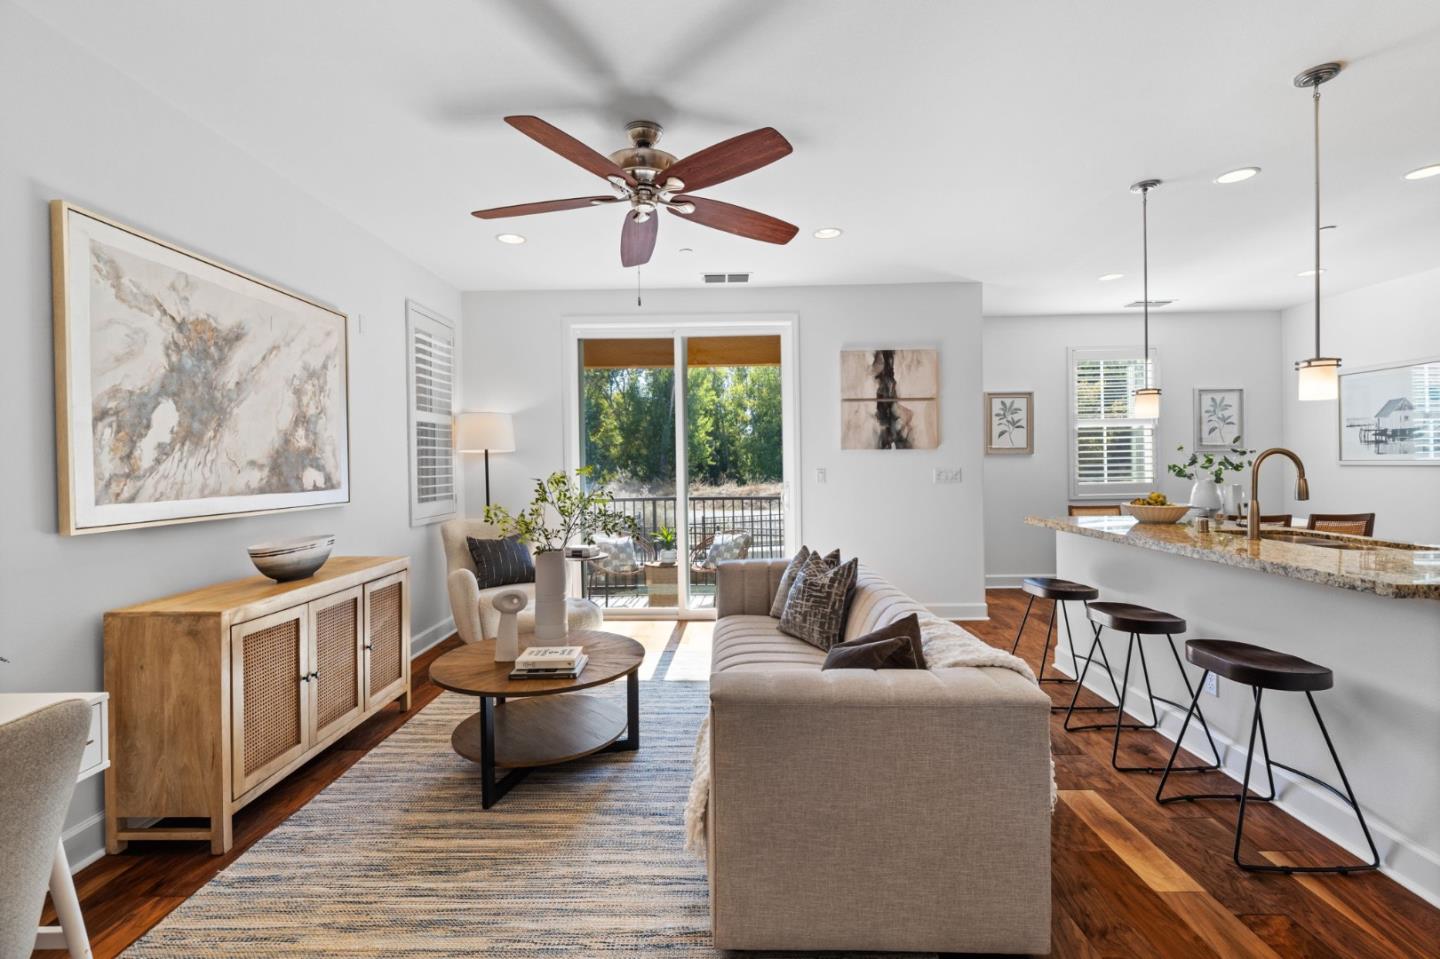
[1131,178,1162,419]
[1294,62,1343,401]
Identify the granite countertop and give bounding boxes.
[1026,515,1440,600]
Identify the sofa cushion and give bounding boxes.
[826,612,926,669]
[712,615,828,675]
[467,535,534,589]
[842,566,931,643]
[768,546,841,618]
[778,556,859,650]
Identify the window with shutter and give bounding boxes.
[406,302,458,525]
[1068,347,1157,499]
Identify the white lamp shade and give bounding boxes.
[455,411,516,452]
[1295,358,1340,402]
[1132,388,1162,420]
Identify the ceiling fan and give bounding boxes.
[472,116,798,267]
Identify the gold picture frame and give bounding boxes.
[52,201,351,534]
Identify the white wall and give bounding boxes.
[1281,267,1440,544]
[982,311,1285,583]
[461,283,986,617]
[0,3,461,869]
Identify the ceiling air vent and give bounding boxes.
[1124,299,1175,308]
[702,273,752,284]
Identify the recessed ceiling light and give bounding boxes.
[495,233,526,245]
[1097,273,1125,282]
[1214,167,1262,184]
[1404,163,1440,180]
[1297,268,1327,277]
[812,227,843,239]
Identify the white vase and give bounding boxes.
[1189,479,1222,515]
[533,550,568,642]
[1221,482,1245,518]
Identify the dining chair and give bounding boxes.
[1306,513,1376,537]
[1220,514,1293,527]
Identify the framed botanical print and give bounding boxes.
[1338,357,1440,465]
[52,201,351,534]
[1194,388,1244,450]
[985,391,1033,454]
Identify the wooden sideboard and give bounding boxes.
[104,556,410,854]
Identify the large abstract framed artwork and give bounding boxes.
[1337,356,1440,466]
[839,348,939,449]
[51,202,351,534]
[1193,387,1244,450]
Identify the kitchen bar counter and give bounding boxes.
[1026,515,1440,600]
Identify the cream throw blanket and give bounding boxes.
[684,614,1054,854]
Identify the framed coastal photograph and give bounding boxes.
[1194,387,1244,450]
[840,347,940,449]
[985,391,1033,454]
[1337,357,1440,466]
[52,201,351,534]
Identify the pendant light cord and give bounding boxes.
[1312,86,1322,358]
[1141,185,1150,388]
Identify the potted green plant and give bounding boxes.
[484,467,636,639]
[653,526,678,564]
[1167,443,1254,516]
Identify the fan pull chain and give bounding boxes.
[637,266,643,307]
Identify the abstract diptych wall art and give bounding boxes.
[52,202,350,534]
[839,348,939,450]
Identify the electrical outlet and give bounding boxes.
[815,467,827,484]
[1204,673,1219,697]
[933,468,963,484]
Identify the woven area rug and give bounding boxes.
[123,678,934,958]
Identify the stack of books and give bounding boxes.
[509,645,589,680]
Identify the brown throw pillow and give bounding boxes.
[822,636,919,670]
[770,546,841,618]
[778,556,858,650]
[824,613,927,669]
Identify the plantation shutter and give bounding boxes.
[407,302,457,525]
[1069,348,1156,498]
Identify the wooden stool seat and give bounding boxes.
[1086,601,1186,635]
[1185,639,1333,693]
[1021,577,1099,602]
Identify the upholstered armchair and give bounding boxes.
[440,519,602,644]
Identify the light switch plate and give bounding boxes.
[933,468,962,484]
[815,467,827,484]
[1204,672,1219,697]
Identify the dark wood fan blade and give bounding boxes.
[471,196,617,219]
[620,213,658,267]
[505,115,635,185]
[670,196,797,244]
[662,128,792,192]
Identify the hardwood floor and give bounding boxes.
[40,596,1439,957]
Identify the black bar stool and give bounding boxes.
[1065,602,1222,775]
[1010,577,1115,714]
[1157,639,1380,875]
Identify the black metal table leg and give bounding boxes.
[477,695,530,809]
[606,670,641,752]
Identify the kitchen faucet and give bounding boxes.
[1249,448,1309,541]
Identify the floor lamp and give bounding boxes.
[455,411,516,508]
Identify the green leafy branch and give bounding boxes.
[1166,441,1255,484]
[483,466,638,552]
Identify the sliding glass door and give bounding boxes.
[571,321,796,616]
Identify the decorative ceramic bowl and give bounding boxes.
[247,534,334,582]
[1120,503,1191,525]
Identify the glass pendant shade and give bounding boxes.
[1295,357,1341,401]
[1133,387,1162,419]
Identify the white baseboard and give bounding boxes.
[1053,649,1440,908]
[985,573,1055,589]
[411,616,456,656]
[927,602,988,621]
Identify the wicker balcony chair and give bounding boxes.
[589,531,655,606]
[689,529,754,589]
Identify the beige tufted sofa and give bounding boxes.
[704,558,1052,955]
[439,519,601,643]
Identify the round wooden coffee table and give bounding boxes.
[430,629,644,807]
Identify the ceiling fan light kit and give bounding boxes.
[1130,178,1162,419]
[1293,61,1344,402]
[471,115,798,267]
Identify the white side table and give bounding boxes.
[0,692,109,959]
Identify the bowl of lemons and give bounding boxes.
[1120,492,1191,524]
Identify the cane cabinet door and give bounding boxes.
[308,585,364,745]
[231,607,310,799]
[363,572,408,711]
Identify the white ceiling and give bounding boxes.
[19,0,1440,313]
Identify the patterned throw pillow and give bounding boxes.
[823,613,927,669]
[769,546,841,618]
[778,556,859,650]
[466,535,534,589]
[705,531,751,567]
